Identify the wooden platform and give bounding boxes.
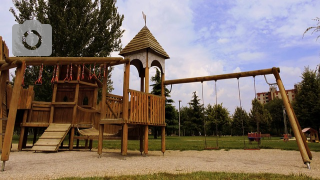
[31,123,71,152]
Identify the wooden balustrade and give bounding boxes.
[128,89,165,125]
[105,93,123,119]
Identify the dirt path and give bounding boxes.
[1,145,320,179]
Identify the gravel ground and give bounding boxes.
[1,145,320,179]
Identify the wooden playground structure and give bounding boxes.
[0,25,313,170]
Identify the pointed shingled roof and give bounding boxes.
[119,26,169,59]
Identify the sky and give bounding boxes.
[0,0,319,114]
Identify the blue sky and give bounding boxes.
[1,0,319,113]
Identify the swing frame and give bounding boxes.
[164,67,312,169]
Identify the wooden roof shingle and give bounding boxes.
[119,26,169,59]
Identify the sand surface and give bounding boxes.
[1,145,320,179]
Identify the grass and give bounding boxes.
[13,134,320,152]
[58,172,318,180]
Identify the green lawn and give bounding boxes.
[13,134,320,152]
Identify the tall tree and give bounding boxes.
[265,98,286,135]
[232,107,249,136]
[249,99,272,133]
[150,68,177,137]
[10,0,124,101]
[206,104,230,136]
[293,66,320,130]
[188,91,204,136]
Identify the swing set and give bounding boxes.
[164,67,312,169]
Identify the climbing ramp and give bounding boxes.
[31,123,71,152]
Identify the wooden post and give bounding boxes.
[161,126,165,155]
[49,64,60,123]
[121,62,130,155]
[18,110,28,151]
[98,65,108,157]
[161,72,166,154]
[140,126,144,154]
[32,128,38,145]
[98,124,103,157]
[0,69,9,152]
[1,62,25,169]
[273,68,311,166]
[69,77,80,150]
[121,123,128,155]
[144,125,148,155]
[140,76,144,92]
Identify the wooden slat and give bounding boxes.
[40,132,66,138]
[34,138,61,146]
[100,118,124,125]
[31,146,57,151]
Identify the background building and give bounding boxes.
[256,85,296,104]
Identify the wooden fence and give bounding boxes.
[128,89,165,125]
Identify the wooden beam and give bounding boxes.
[49,64,59,124]
[1,62,25,165]
[98,65,108,157]
[6,57,129,65]
[161,126,165,155]
[164,67,279,85]
[273,68,311,166]
[144,125,148,155]
[121,123,128,155]
[123,62,130,122]
[69,81,80,150]
[0,70,9,152]
[0,61,21,71]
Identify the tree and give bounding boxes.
[293,66,320,130]
[249,99,272,133]
[206,104,231,136]
[232,107,249,136]
[265,98,286,135]
[150,68,177,138]
[10,0,124,100]
[303,17,320,41]
[188,91,204,136]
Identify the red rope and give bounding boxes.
[69,63,73,81]
[35,63,43,85]
[81,63,85,80]
[64,65,69,81]
[51,65,56,83]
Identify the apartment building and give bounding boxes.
[256,85,296,104]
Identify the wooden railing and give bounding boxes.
[106,93,123,119]
[128,89,165,125]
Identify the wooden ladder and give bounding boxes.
[31,123,71,152]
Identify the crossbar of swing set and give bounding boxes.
[164,67,279,85]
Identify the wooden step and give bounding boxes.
[34,139,61,146]
[32,146,58,151]
[40,132,66,139]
